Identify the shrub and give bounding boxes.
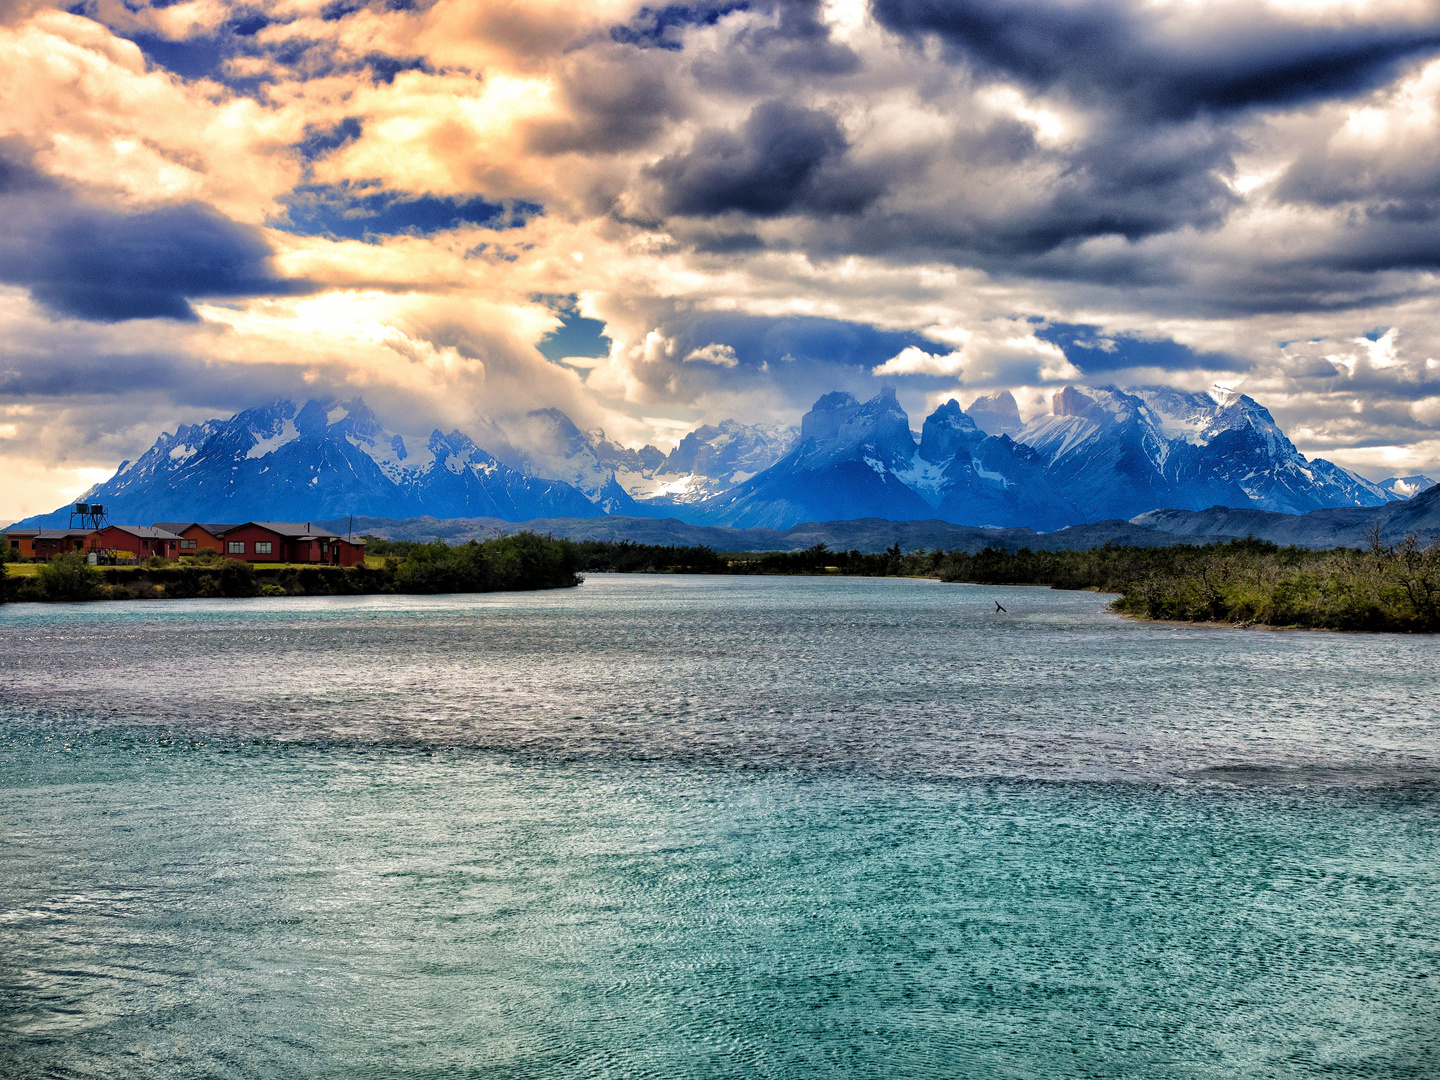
[393,532,580,593]
[36,551,101,601]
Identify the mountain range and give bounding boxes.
[15,385,1435,532]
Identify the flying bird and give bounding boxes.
[995,601,1007,613]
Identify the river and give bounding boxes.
[2,575,1436,1077]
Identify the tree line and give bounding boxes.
[0,532,581,603]
[7,530,1437,631]
[568,534,1440,632]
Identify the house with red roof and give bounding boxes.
[216,522,365,566]
[93,525,181,561]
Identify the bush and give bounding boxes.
[933,535,1440,632]
[36,551,100,601]
[393,532,580,593]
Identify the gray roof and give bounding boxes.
[105,525,182,540]
[153,522,240,537]
[20,528,94,539]
[238,522,346,540]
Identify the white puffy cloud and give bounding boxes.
[684,342,739,367]
[874,323,1081,385]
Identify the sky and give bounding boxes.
[4,0,1440,521]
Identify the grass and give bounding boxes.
[5,558,374,576]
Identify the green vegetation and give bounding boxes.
[573,540,945,576]
[573,534,1440,632]
[573,540,729,574]
[1,533,580,604]
[8,529,1436,630]
[358,536,427,559]
[393,533,581,593]
[933,533,1440,631]
[35,551,101,601]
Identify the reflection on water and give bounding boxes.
[1,576,1437,1078]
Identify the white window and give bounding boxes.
[228,541,245,554]
[254,541,272,555]
[180,539,197,550]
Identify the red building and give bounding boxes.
[5,528,95,560]
[94,525,181,560]
[216,522,366,567]
[153,522,237,555]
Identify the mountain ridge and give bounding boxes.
[14,386,1426,532]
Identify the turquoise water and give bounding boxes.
[1,575,1436,1078]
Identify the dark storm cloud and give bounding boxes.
[0,342,345,402]
[0,143,307,322]
[649,100,882,216]
[953,119,1239,255]
[870,0,1440,120]
[526,46,692,155]
[618,0,1440,313]
[275,182,541,242]
[698,0,861,81]
[1274,132,1440,240]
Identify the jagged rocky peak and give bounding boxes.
[918,399,983,463]
[798,387,915,469]
[1050,385,1138,424]
[662,419,794,479]
[966,390,1023,437]
[800,391,863,442]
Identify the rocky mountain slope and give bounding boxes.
[20,398,601,526]
[16,385,1424,532]
[672,384,1406,530]
[477,409,796,513]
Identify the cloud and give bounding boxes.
[873,321,1080,384]
[873,345,964,376]
[684,341,739,366]
[610,2,751,51]
[8,0,1440,516]
[871,0,1440,120]
[0,141,308,321]
[648,99,880,217]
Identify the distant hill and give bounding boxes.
[1131,481,1440,548]
[324,514,1237,554]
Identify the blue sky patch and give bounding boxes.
[1038,322,1247,374]
[295,117,363,162]
[538,299,612,361]
[276,183,542,241]
[611,2,750,50]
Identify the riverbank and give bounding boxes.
[570,536,1440,632]
[0,533,581,603]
